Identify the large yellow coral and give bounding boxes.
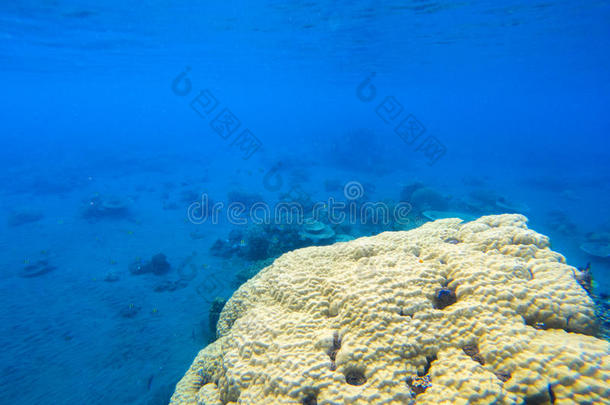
[171,214,609,405]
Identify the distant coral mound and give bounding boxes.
[7,209,44,227]
[171,214,609,405]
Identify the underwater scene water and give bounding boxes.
[1,1,609,404]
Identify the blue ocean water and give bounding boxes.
[0,1,609,404]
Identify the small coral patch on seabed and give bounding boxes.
[171,214,610,405]
[19,259,56,277]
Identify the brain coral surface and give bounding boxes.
[171,214,610,405]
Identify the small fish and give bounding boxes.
[240,239,246,246]
[151,308,158,314]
